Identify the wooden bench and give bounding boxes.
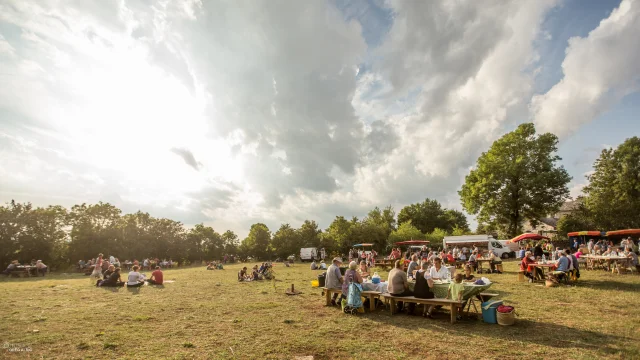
[380,294,465,324]
[517,270,526,282]
[360,291,381,311]
[322,287,342,306]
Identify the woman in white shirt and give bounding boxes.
[127,265,145,287]
[429,257,449,280]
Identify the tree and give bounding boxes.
[459,123,571,238]
[298,220,321,248]
[398,199,469,234]
[322,216,353,254]
[582,137,640,229]
[556,204,595,239]
[388,221,425,246]
[271,223,299,259]
[222,230,239,254]
[242,223,272,260]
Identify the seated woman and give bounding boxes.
[206,262,216,270]
[520,251,542,282]
[35,260,48,276]
[413,262,435,318]
[342,261,363,303]
[462,265,475,281]
[99,267,125,287]
[252,265,262,281]
[357,260,370,278]
[488,251,502,273]
[127,265,145,287]
[310,260,318,270]
[100,265,116,285]
[238,267,249,281]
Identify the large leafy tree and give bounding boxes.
[459,123,571,238]
[242,223,272,260]
[388,221,425,245]
[398,199,469,234]
[582,137,640,229]
[271,223,300,259]
[298,220,321,248]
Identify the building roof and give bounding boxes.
[539,217,558,228]
[559,201,579,212]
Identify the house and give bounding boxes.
[522,200,577,238]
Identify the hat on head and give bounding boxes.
[332,257,343,264]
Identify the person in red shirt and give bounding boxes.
[147,266,163,285]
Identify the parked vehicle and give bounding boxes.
[299,247,318,262]
[442,235,515,259]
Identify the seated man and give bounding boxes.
[325,257,344,306]
[488,251,502,273]
[99,267,125,287]
[238,267,248,281]
[252,265,262,281]
[551,251,570,281]
[467,251,478,272]
[310,260,318,270]
[387,260,415,314]
[2,260,18,275]
[127,265,145,287]
[147,266,164,285]
[319,261,327,270]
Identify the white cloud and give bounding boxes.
[531,0,640,138]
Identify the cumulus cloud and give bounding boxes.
[171,147,200,171]
[531,0,640,138]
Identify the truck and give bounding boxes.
[299,247,318,262]
[442,235,516,259]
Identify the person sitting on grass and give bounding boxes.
[252,265,262,281]
[326,257,344,306]
[102,265,116,281]
[310,260,318,270]
[238,267,249,281]
[127,265,145,287]
[462,265,475,281]
[413,262,435,318]
[319,260,327,270]
[357,260,369,278]
[146,266,163,285]
[387,260,415,315]
[207,262,216,270]
[447,273,465,321]
[98,267,125,287]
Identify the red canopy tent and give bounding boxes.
[507,233,549,244]
[606,229,640,237]
[393,240,430,246]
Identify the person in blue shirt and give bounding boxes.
[555,251,570,272]
[518,247,526,259]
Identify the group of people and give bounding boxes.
[2,259,48,276]
[348,248,377,267]
[206,261,224,270]
[310,260,328,270]
[391,245,502,275]
[79,256,175,273]
[324,256,468,319]
[89,253,165,288]
[238,263,274,281]
[520,248,579,282]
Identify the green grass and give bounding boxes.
[0,261,639,359]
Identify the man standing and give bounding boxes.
[325,257,344,306]
[109,255,115,265]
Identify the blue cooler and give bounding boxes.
[482,300,503,324]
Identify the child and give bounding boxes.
[462,265,475,281]
[447,273,465,321]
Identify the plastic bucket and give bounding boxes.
[317,273,326,287]
[481,300,503,324]
[311,280,319,287]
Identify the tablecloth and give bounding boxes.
[361,281,388,293]
[407,281,492,300]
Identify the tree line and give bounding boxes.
[0,199,469,267]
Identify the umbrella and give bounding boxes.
[353,243,373,247]
[567,231,605,237]
[507,233,549,244]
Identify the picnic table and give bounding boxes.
[11,266,37,277]
[407,280,492,300]
[527,263,556,282]
[476,259,493,274]
[583,255,631,273]
[362,281,388,293]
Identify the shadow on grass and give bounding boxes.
[576,279,640,292]
[364,311,631,355]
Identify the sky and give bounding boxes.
[1,0,639,238]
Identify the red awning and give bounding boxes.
[567,231,604,237]
[507,233,549,244]
[393,240,430,246]
[606,229,640,237]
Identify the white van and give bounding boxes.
[442,235,515,259]
[299,247,318,262]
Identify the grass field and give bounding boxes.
[1,261,639,360]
